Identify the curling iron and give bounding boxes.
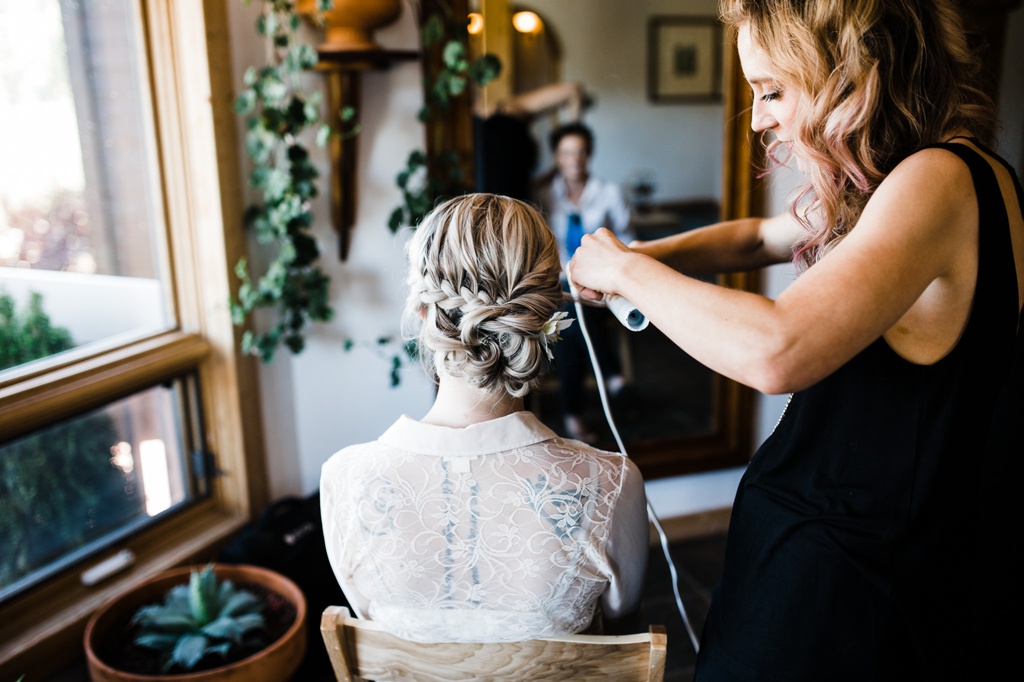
[564,263,649,332]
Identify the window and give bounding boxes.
[0,0,263,677]
[0,378,205,603]
[0,0,173,369]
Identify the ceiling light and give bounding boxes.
[512,11,541,34]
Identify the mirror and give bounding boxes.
[427,0,761,479]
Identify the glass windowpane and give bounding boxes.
[0,378,205,602]
[0,0,173,375]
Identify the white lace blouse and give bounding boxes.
[320,411,649,643]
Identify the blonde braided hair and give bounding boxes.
[403,194,565,397]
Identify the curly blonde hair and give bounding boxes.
[721,0,997,268]
[403,194,565,397]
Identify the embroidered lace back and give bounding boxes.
[321,434,631,643]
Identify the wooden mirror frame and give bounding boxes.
[420,1,763,479]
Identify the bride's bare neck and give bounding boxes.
[419,373,524,428]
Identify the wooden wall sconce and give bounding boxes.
[315,50,416,259]
[298,0,418,259]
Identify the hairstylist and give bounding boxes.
[568,0,1023,678]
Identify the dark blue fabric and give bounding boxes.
[473,114,538,203]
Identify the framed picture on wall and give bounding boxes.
[647,16,724,103]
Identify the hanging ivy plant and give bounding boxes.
[388,1,501,232]
[230,0,341,363]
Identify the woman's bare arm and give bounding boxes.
[631,213,802,274]
[569,148,978,394]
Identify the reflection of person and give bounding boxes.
[320,194,648,643]
[569,0,1022,678]
[536,122,633,442]
[474,81,587,202]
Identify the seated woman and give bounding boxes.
[320,193,649,643]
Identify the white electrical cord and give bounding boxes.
[569,293,701,654]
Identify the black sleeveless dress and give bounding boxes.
[695,141,1024,681]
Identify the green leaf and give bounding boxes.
[258,75,288,104]
[165,585,191,611]
[234,89,256,115]
[232,612,267,635]
[469,54,502,86]
[230,301,246,325]
[255,12,277,37]
[134,633,181,651]
[133,609,197,633]
[245,126,275,164]
[316,124,331,147]
[287,145,310,163]
[219,586,262,616]
[206,641,232,659]
[241,330,255,355]
[287,43,319,71]
[442,41,465,69]
[201,617,243,643]
[422,14,444,45]
[448,75,466,97]
[190,565,219,626]
[303,97,320,124]
[170,634,209,671]
[388,208,404,233]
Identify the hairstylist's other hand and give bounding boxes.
[568,228,634,302]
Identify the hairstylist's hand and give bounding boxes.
[567,228,635,302]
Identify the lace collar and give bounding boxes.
[379,411,558,457]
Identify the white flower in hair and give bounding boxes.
[539,311,574,360]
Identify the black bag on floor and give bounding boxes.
[219,493,347,681]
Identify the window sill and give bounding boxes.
[0,502,247,679]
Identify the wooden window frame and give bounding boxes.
[0,1,266,677]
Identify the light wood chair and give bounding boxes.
[320,605,668,682]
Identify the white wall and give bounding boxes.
[226,2,1024,517]
[518,0,723,203]
[226,3,434,497]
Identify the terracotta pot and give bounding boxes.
[84,564,307,682]
[297,0,403,52]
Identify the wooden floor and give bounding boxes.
[640,533,728,681]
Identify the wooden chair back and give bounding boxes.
[320,606,667,681]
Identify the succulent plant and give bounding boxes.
[132,564,267,672]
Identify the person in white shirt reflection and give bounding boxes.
[320,193,648,643]
[536,123,634,442]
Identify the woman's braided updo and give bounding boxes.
[403,193,565,397]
